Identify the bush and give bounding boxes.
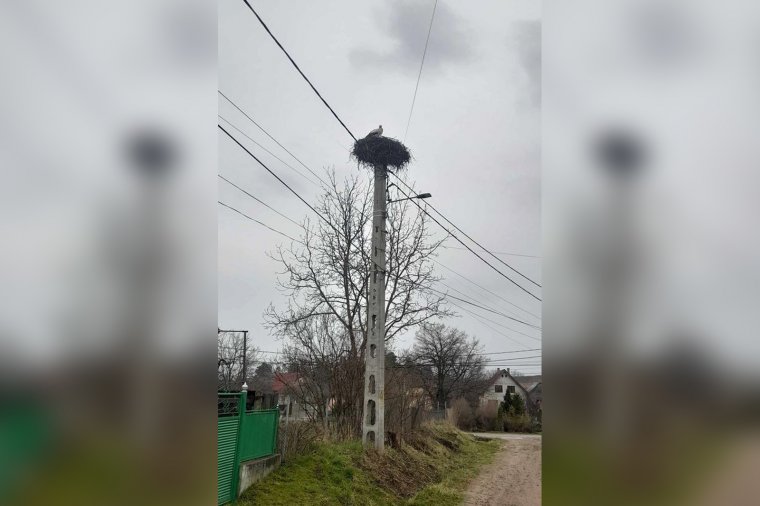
[498,394,535,433]
[278,421,322,462]
[504,413,533,433]
[474,402,499,431]
[450,398,475,431]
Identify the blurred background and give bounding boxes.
[0,1,216,505]
[544,0,760,504]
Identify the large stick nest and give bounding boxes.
[352,136,411,170]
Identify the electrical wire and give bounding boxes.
[219,174,303,227]
[392,181,542,302]
[427,286,540,330]
[218,201,302,243]
[222,346,541,358]
[447,299,541,343]
[392,174,542,290]
[440,245,540,259]
[436,278,534,323]
[219,124,341,236]
[218,91,327,186]
[433,259,541,321]
[219,115,320,187]
[240,0,357,141]
[403,0,438,143]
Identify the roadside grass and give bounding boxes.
[407,426,501,505]
[236,423,500,506]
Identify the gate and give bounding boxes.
[217,393,244,505]
[239,409,279,461]
[218,393,280,505]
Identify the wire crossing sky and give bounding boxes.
[404,0,438,143]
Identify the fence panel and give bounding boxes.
[238,408,279,462]
[217,393,243,505]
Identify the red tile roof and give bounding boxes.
[272,372,299,394]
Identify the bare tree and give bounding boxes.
[384,352,430,439]
[278,315,344,432]
[217,330,258,391]
[411,323,486,410]
[266,170,451,435]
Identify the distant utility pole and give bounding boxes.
[362,163,387,451]
[218,328,249,390]
[242,330,248,387]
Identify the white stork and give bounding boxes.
[365,125,383,138]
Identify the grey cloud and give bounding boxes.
[349,0,473,75]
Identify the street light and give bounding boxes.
[387,192,432,204]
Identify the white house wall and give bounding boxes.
[480,371,529,405]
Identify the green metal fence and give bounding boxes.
[239,409,279,461]
[217,392,280,505]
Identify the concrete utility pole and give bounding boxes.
[362,163,387,451]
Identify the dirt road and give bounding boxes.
[464,433,541,506]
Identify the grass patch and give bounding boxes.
[236,423,500,506]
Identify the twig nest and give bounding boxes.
[352,136,411,170]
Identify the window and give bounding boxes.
[507,386,516,394]
[495,385,503,393]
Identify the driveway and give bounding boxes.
[464,433,541,506]
[467,432,542,441]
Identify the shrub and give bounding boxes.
[450,398,475,431]
[278,421,322,462]
[498,394,534,432]
[474,402,499,431]
[504,413,533,433]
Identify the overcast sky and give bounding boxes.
[218,0,542,374]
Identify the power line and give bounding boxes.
[403,0,438,143]
[218,91,327,186]
[226,347,541,358]
[427,286,540,330]
[219,115,320,187]
[440,245,540,259]
[240,0,357,141]
[219,124,340,236]
[480,349,541,356]
[433,259,541,321]
[392,180,542,302]
[218,201,301,243]
[448,299,541,344]
[392,175,542,291]
[437,278,535,323]
[447,301,537,350]
[219,174,303,228]
[482,355,541,362]
[223,350,542,367]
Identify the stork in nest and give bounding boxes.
[365,124,383,138]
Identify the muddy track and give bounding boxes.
[464,434,541,506]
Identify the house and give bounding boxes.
[272,372,311,421]
[480,368,542,417]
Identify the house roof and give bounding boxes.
[486,368,533,397]
[515,374,542,392]
[272,372,299,394]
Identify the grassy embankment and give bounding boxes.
[236,423,500,506]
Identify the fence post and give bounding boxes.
[271,408,279,456]
[231,386,247,500]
